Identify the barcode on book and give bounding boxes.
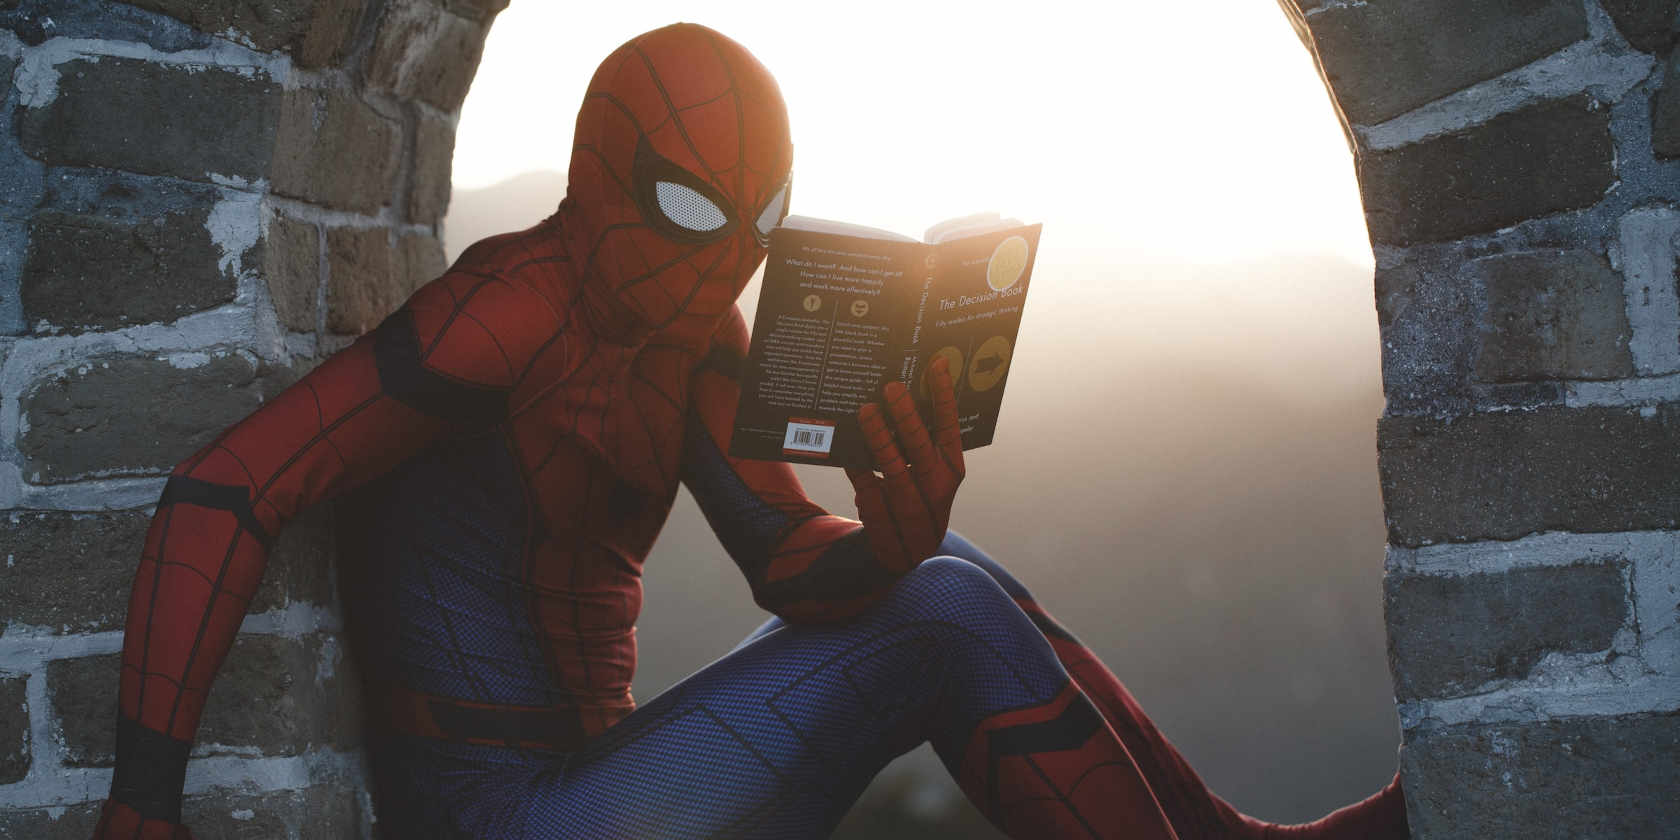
[782,420,835,454]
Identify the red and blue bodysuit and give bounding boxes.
[94,23,1409,840]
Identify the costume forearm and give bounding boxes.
[682,438,910,621]
[683,315,922,622]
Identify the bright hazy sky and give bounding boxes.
[452,2,1374,266]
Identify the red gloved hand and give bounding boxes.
[845,355,965,573]
[93,799,194,840]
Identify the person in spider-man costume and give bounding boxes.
[93,22,1410,840]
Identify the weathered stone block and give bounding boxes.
[326,228,438,334]
[265,213,321,332]
[326,227,395,335]
[122,0,369,68]
[409,110,455,226]
[1600,0,1678,53]
[0,672,28,784]
[249,501,340,614]
[272,87,401,215]
[1,46,44,336]
[300,784,366,838]
[366,0,490,112]
[18,351,292,484]
[1386,563,1627,701]
[18,57,279,183]
[444,0,509,21]
[5,2,213,51]
[1302,0,1587,126]
[0,503,335,637]
[22,208,232,334]
[295,0,371,68]
[51,633,352,765]
[1470,250,1634,382]
[183,786,364,838]
[0,802,101,840]
[1402,714,1680,838]
[121,0,308,50]
[46,655,111,766]
[1378,404,1680,545]
[401,233,447,290]
[0,510,150,634]
[1652,52,1680,159]
[0,787,363,838]
[1374,256,1483,414]
[0,51,32,217]
[1359,97,1615,246]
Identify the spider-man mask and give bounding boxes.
[562,23,793,347]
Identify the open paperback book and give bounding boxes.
[729,212,1042,468]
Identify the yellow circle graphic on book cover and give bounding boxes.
[920,345,965,399]
[986,235,1029,291]
[968,335,1012,392]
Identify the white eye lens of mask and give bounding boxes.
[655,181,728,233]
[755,184,788,237]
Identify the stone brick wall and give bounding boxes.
[0,1,500,836]
[1283,0,1680,836]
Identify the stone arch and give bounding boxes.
[0,0,502,833]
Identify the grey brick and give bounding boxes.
[17,351,293,484]
[325,226,428,335]
[123,0,369,68]
[0,672,27,784]
[400,233,447,292]
[1386,563,1628,701]
[0,53,45,336]
[272,87,401,214]
[1470,250,1634,382]
[0,802,101,840]
[4,2,213,52]
[0,786,365,838]
[1378,404,1680,545]
[122,0,308,49]
[0,510,149,634]
[0,505,333,635]
[181,785,366,838]
[1402,714,1680,838]
[1373,256,1482,415]
[264,212,322,332]
[443,0,509,22]
[22,169,246,334]
[22,208,232,334]
[1302,0,1587,125]
[297,784,366,838]
[295,0,371,69]
[366,0,490,112]
[1652,51,1680,159]
[18,57,279,183]
[46,654,112,766]
[1599,0,1678,52]
[1359,97,1614,245]
[51,633,355,766]
[409,109,455,226]
[249,501,340,614]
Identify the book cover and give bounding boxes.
[730,217,1041,467]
